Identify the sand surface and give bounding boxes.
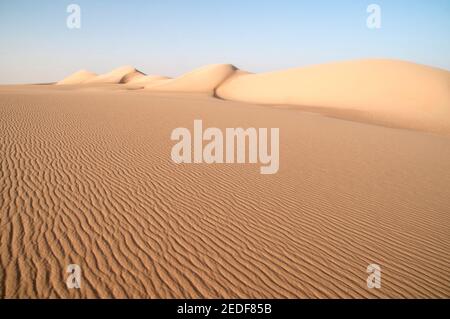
[57,60,450,135]
[83,66,145,84]
[1,81,449,298]
[216,60,450,135]
[56,70,98,85]
[144,64,237,93]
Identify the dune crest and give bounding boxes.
[144,64,238,94]
[85,66,145,84]
[57,70,98,85]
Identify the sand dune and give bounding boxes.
[84,66,145,84]
[143,78,173,89]
[59,60,450,134]
[125,75,172,89]
[144,64,238,94]
[57,70,98,85]
[121,71,146,84]
[127,75,171,85]
[1,59,449,298]
[0,84,449,299]
[216,59,450,134]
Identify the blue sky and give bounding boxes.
[0,0,449,83]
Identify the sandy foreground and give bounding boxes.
[1,72,450,298]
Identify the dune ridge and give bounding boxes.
[57,70,98,85]
[143,64,238,94]
[56,59,450,134]
[84,66,145,84]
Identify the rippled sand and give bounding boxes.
[1,84,449,298]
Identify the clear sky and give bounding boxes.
[0,0,449,83]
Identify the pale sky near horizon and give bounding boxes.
[0,0,449,84]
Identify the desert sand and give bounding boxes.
[56,70,98,85]
[126,75,172,89]
[83,66,145,84]
[216,60,450,135]
[1,59,449,298]
[144,64,237,93]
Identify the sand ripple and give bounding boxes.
[1,86,449,298]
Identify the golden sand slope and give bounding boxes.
[144,64,237,94]
[57,70,98,85]
[84,66,145,84]
[127,75,170,85]
[59,60,449,134]
[216,60,450,135]
[125,75,172,89]
[0,84,449,298]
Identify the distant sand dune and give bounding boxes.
[121,70,146,84]
[127,75,170,85]
[57,70,98,85]
[56,60,449,134]
[144,64,238,94]
[84,66,145,84]
[126,75,172,88]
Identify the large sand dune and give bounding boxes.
[216,59,450,134]
[127,75,170,85]
[144,64,238,94]
[58,60,450,134]
[57,70,98,85]
[126,75,172,89]
[84,66,145,84]
[0,83,449,298]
